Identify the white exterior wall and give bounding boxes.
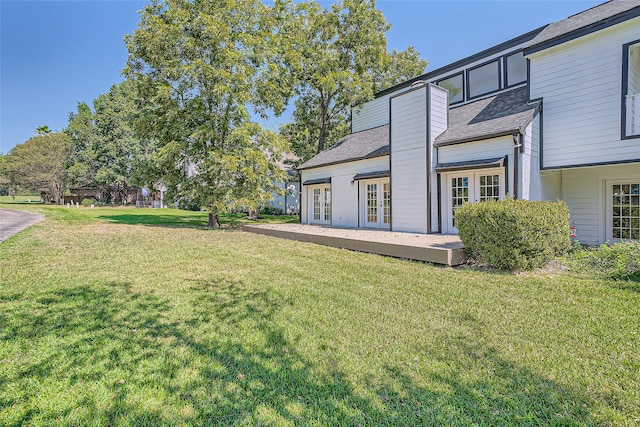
[528,17,640,168]
[438,136,515,197]
[428,85,449,232]
[300,156,389,227]
[390,87,428,233]
[352,94,392,133]
[560,163,640,244]
[520,115,543,200]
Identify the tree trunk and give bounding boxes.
[317,97,329,154]
[208,212,220,228]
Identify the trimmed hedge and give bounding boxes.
[456,198,571,270]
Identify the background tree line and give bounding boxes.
[1,0,427,225]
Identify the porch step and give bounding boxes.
[242,224,467,266]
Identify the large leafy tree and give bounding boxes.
[66,81,158,203]
[2,132,71,204]
[66,101,97,187]
[124,0,290,226]
[283,0,428,160]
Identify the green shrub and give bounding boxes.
[571,240,640,281]
[80,198,95,207]
[260,206,284,216]
[456,198,571,270]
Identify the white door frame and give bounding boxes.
[360,178,390,229]
[442,168,505,234]
[308,184,331,225]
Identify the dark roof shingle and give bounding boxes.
[300,87,540,169]
[298,125,389,170]
[524,0,640,54]
[435,86,540,146]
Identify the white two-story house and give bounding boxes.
[298,0,640,245]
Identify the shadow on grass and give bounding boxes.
[97,213,209,229]
[97,213,299,230]
[1,280,600,425]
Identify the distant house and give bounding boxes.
[64,186,140,205]
[299,1,640,244]
[264,154,300,215]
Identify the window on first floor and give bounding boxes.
[611,182,640,240]
[623,40,640,138]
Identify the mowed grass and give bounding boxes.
[0,195,41,204]
[0,206,638,426]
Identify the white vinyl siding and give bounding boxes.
[300,156,389,228]
[520,115,544,200]
[528,17,640,168]
[559,163,640,244]
[390,87,428,233]
[429,85,449,232]
[352,94,391,133]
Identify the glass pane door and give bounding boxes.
[383,181,391,225]
[451,175,470,230]
[366,182,378,225]
[362,179,390,229]
[323,187,331,222]
[478,174,500,201]
[310,184,331,224]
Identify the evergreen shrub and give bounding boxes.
[456,198,571,270]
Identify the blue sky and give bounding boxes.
[1,0,600,154]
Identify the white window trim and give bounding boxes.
[605,179,640,242]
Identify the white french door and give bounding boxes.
[444,168,504,234]
[310,184,331,224]
[362,179,390,229]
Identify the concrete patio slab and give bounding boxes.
[242,223,466,266]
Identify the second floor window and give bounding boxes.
[623,40,640,138]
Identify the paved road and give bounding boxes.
[0,209,45,242]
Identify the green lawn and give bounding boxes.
[0,195,41,204]
[0,206,638,426]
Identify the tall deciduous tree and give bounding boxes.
[2,132,70,204]
[66,81,158,203]
[66,101,96,187]
[124,0,290,226]
[283,0,428,160]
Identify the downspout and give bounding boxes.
[426,87,432,233]
[512,132,522,199]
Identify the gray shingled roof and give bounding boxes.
[524,0,640,52]
[300,87,540,169]
[435,86,540,146]
[298,124,389,170]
